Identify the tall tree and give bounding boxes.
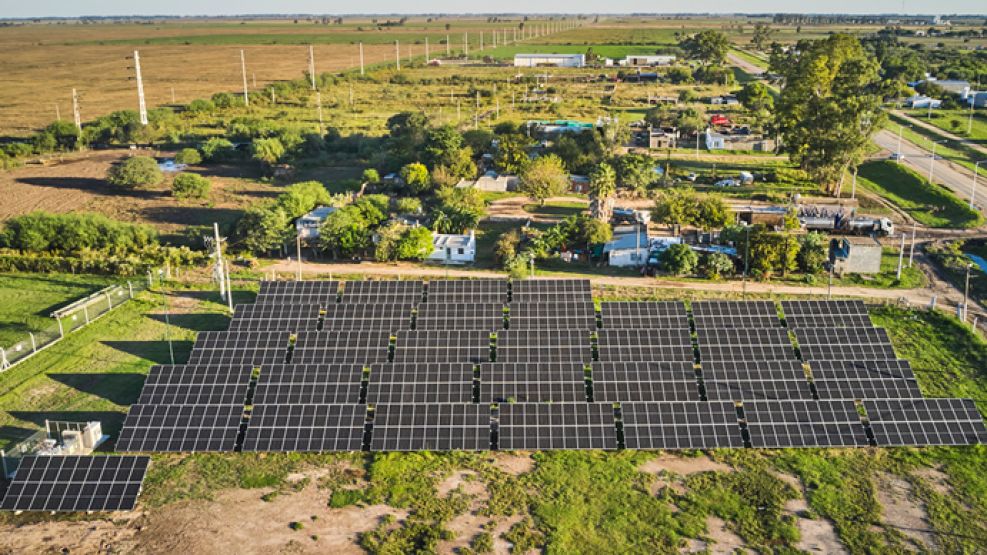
[678,30,729,66]
[400,162,432,195]
[750,23,775,51]
[615,154,657,194]
[736,82,775,129]
[588,162,617,222]
[520,154,569,205]
[772,34,886,193]
[494,134,533,174]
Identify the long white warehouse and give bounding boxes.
[513,53,585,67]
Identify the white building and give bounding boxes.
[456,174,520,192]
[514,54,585,68]
[623,55,676,66]
[905,95,942,109]
[428,230,476,264]
[603,229,651,267]
[705,128,726,150]
[296,206,337,240]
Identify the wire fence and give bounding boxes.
[0,276,154,373]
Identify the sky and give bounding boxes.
[3,1,985,18]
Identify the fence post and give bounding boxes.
[29,333,36,353]
[147,271,153,289]
[0,348,9,371]
[83,304,90,325]
[57,318,64,338]
[105,292,113,310]
[1,450,7,479]
[128,281,134,299]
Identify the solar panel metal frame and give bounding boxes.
[808,359,916,381]
[599,301,689,329]
[697,328,796,361]
[416,303,505,330]
[426,280,508,303]
[339,281,423,304]
[186,331,289,366]
[291,331,391,364]
[392,331,491,363]
[497,403,617,450]
[692,300,778,316]
[322,303,414,331]
[243,404,367,452]
[479,362,587,403]
[255,281,339,306]
[591,361,699,402]
[495,330,592,363]
[506,302,597,330]
[0,455,150,512]
[370,404,490,451]
[252,363,365,405]
[620,401,744,449]
[365,363,475,404]
[785,314,873,329]
[781,299,868,316]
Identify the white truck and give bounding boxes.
[800,215,895,237]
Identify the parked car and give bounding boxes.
[686,172,698,182]
[714,178,740,187]
[889,152,906,161]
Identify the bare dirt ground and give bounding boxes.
[875,472,938,551]
[638,453,733,476]
[774,471,847,554]
[0,149,277,233]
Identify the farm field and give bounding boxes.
[1,275,986,552]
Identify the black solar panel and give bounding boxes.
[138,365,252,405]
[116,404,243,452]
[785,314,873,329]
[598,301,689,329]
[813,379,923,400]
[371,404,490,451]
[507,302,596,329]
[416,303,505,330]
[692,300,781,329]
[497,403,617,450]
[863,398,987,446]
[496,330,592,363]
[243,404,367,452]
[252,363,365,405]
[743,400,869,448]
[698,360,811,401]
[322,303,414,331]
[596,329,694,362]
[393,331,490,363]
[366,363,475,403]
[781,299,868,316]
[795,328,897,361]
[229,304,321,332]
[697,328,795,361]
[186,331,289,365]
[291,331,391,364]
[340,281,423,304]
[479,362,587,403]
[511,279,592,299]
[620,401,743,449]
[255,281,339,306]
[705,380,813,401]
[809,359,915,381]
[0,456,149,512]
[427,279,508,303]
[591,361,699,403]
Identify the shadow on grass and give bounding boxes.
[46,373,146,406]
[147,313,231,332]
[0,424,38,451]
[102,340,194,364]
[4,411,128,445]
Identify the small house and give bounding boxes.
[514,54,585,68]
[648,127,679,149]
[905,95,942,109]
[622,55,677,66]
[569,174,590,194]
[830,236,883,275]
[296,206,337,240]
[428,230,476,264]
[604,229,651,267]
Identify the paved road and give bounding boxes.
[872,129,983,210]
[891,110,987,158]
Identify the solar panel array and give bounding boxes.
[115,285,987,461]
[0,456,150,512]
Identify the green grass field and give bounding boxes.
[856,160,984,228]
[0,273,120,347]
[885,112,987,178]
[904,109,987,145]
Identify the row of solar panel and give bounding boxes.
[0,456,149,513]
[135,360,922,406]
[231,298,874,331]
[183,327,897,365]
[254,279,593,305]
[115,399,987,453]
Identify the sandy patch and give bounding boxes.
[638,454,732,475]
[775,471,846,554]
[875,472,937,551]
[0,514,143,554]
[490,453,535,475]
[705,515,746,553]
[914,466,951,497]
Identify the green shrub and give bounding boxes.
[174,148,202,165]
[172,172,211,200]
[200,137,235,162]
[106,156,163,188]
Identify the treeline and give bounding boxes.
[0,211,204,275]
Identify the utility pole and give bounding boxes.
[171,86,175,103]
[296,233,303,281]
[54,104,60,121]
[446,34,451,57]
[395,40,400,71]
[464,33,469,56]
[851,166,858,200]
[742,225,750,299]
[240,49,249,106]
[308,45,316,90]
[225,261,234,313]
[71,88,81,131]
[908,224,917,267]
[425,37,429,62]
[963,263,972,322]
[896,232,906,280]
[359,42,365,75]
[133,50,148,125]
[971,160,987,209]
[928,140,945,182]
[212,223,226,301]
[316,92,323,133]
[480,32,483,51]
